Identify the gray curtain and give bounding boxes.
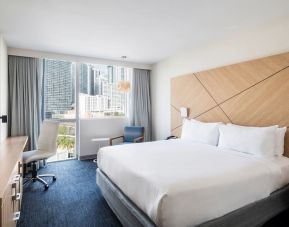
[129,69,152,141]
[8,56,42,150]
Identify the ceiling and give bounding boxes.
[0,0,289,64]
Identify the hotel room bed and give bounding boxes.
[96,140,289,227]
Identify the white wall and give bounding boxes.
[151,19,289,140]
[0,35,8,142]
[79,118,127,158]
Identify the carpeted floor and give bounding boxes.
[17,159,289,227]
[17,160,122,227]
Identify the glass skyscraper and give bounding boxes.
[43,59,74,118]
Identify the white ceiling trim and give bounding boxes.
[8,48,152,70]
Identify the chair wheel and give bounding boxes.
[53,176,56,181]
[44,185,49,190]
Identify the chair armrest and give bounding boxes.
[109,136,124,145]
[133,136,144,143]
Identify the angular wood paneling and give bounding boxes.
[171,52,289,157]
[172,107,231,137]
[171,106,182,130]
[171,74,217,118]
[195,53,289,104]
[172,126,182,138]
[220,68,289,127]
[195,107,231,123]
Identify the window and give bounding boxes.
[42,59,132,161]
[42,59,76,161]
[79,64,132,118]
[43,59,76,119]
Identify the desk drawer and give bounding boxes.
[1,162,22,227]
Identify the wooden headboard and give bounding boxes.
[171,52,289,157]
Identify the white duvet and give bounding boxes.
[97,139,289,227]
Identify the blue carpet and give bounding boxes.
[17,160,122,227]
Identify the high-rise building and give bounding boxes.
[89,67,96,95]
[78,63,131,117]
[43,59,74,118]
[79,64,88,94]
[107,65,115,83]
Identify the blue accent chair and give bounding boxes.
[109,126,145,145]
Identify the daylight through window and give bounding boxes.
[79,64,132,118]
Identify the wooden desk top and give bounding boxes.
[0,136,28,197]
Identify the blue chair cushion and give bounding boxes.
[123,126,144,143]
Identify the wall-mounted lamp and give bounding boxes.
[0,115,7,123]
[180,107,188,118]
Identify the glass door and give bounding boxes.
[42,59,77,162]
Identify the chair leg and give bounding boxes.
[38,174,56,181]
[42,159,47,168]
[35,176,49,190]
[23,161,56,190]
[23,177,33,186]
[31,161,37,178]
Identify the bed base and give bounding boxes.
[97,168,289,227]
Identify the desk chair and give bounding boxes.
[109,126,145,145]
[23,120,60,190]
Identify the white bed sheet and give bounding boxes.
[97,139,289,227]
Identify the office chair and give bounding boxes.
[23,120,60,190]
[109,126,145,145]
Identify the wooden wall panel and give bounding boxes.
[171,107,231,137]
[171,52,289,157]
[172,126,182,138]
[195,107,231,123]
[220,68,289,127]
[171,74,216,118]
[195,53,289,104]
[171,106,182,130]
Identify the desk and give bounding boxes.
[0,136,28,227]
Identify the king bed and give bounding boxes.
[97,52,289,227]
[96,139,289,227]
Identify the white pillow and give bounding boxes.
[275,127,287,156]
[181,119,220,146]
[218,124,278,157]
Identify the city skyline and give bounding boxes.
[79,64,129,117]
[43,59,131,119]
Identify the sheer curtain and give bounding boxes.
[8,56,42,150]
[129,68,152,141]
